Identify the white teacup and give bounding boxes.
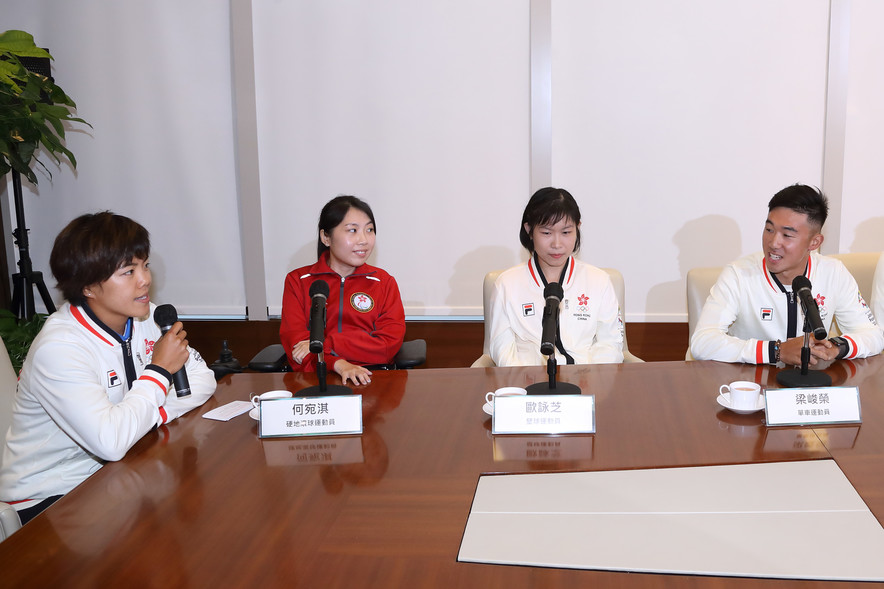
[485,386,528,405]
[720,381,761,410]
[250,390,292,408]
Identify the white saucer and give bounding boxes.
[482,402,493,416]
[717,393,765,415]
[249,407,259,420]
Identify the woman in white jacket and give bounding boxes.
[489,187,624,367]
[0,212,216,524]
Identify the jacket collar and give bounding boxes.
[305,251,377,279]
[527,255,575,289]
[761,253,813,293]
[71,303,132,347]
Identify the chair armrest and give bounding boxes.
[248,344,290,372]
[393,339,426,369]
[470,354,496,368]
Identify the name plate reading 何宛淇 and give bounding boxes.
[492,394,595,435]
[765,386,861,427]
[258,395,363,438]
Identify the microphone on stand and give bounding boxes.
[309,281,330,353]
[540,282,564,356]
[297,280,351,397]
[154,304,192,397]
[792,275,827,341]
[527,282,580,396]
[775,276,832,388]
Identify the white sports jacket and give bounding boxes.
[490,256,624,367]
[0,303,215,508]
[690,252,882,364]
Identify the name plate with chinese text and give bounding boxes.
[492,395,595,435]
[258,395,363,438]
[765,386,861,427]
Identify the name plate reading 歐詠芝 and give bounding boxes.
[492,395,595,435]
[765,386,861,427]
[258,395,363,438]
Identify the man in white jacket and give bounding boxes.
[0,212,216,524]
[690,184,882,365]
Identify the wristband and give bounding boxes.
[773,339,781,364]
[829,336,849,360]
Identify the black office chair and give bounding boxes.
[247,339,427,372]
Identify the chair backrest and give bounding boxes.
[829,252,881,304]
[685,267,723,341]
[0,336,20,541]
[829,252,882,337]
[0,336,18,453]
[474,266,641,366]
[685,266,724,360]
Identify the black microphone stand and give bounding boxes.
[297,350,352,397]
[775,316,833,388]
[526,354,581,395]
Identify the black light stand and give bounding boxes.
[775,316,833,388]
[9,169,56,319]
[6,52,57,319]
[526,355,581,395]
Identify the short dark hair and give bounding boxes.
[50,212,151,306]
[316,195,377,258]
[519,187,582,253]
[767,184,829,230]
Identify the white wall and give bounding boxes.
[840,0,884,252]
[3,1,884,322]
[2,1,245,316]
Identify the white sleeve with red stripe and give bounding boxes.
[690,265,772,364]
[27,342,169,462]
[153,346,217,426]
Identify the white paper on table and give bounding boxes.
[202,401,253,421]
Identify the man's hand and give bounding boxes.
[779,335,836,366]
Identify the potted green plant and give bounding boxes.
[1,29,88,183]
[1,30,90,365]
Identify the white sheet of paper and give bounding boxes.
[459,460,884,581]
[202,400,253,421]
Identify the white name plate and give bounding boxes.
[258,395,363,438]
[765,386,861,427]
[492,395,595,435]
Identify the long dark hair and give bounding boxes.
[317,195,377,258]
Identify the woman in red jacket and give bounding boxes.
[280,196,406,385]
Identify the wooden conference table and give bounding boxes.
[2,358,884,588]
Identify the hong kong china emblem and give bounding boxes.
[351,292,375,313]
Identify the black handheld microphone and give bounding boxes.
[792,276,827,340]
[154,304,192,397]
[309,281,330,354]
[539,282,564,356]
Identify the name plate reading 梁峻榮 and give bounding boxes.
[258,395,363,438]
[492,395,595,435]
[765,386,861,427]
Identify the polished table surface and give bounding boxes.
[2,358,884,588]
